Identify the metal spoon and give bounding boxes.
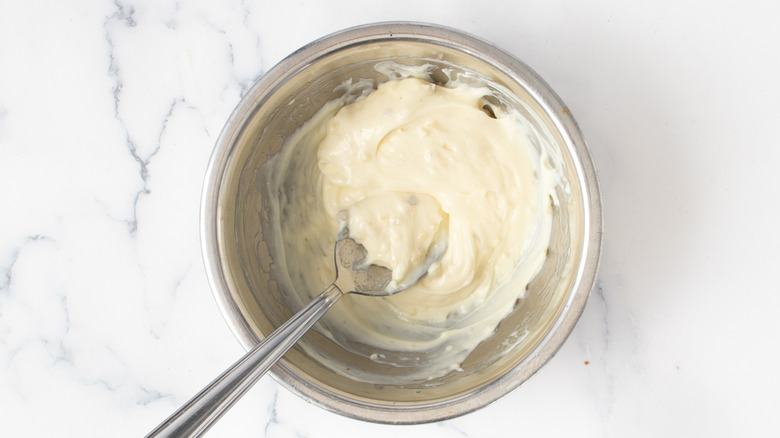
[146,226,447,437]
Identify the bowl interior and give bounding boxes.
[205,24,597,423]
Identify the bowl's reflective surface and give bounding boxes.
[201,22,601,424]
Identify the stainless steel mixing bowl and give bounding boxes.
[201,22,602,424]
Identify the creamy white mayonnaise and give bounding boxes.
[264,70,564,381]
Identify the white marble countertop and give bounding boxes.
[2,1,779,436]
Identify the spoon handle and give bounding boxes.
[146,284,344,438]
